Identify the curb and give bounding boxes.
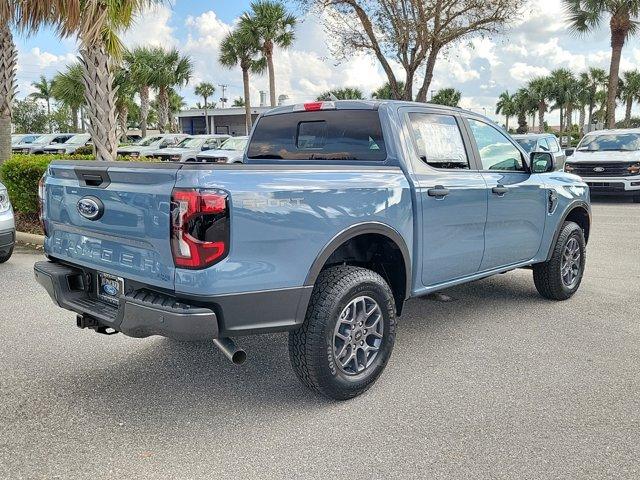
[16,231,45,246]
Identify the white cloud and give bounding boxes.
[121,4,176,47]
[509,62,550,83]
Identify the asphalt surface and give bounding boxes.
[1,198,639,479]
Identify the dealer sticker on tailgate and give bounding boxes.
[97,272,124,305]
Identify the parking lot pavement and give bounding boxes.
[1,199,639,480]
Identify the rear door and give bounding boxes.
[402,108,488,286]
[44,162,180,290]
[463,118,547,270]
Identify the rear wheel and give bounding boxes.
[533,221,586,300]
[288,266,396,400]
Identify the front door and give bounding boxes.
[404,110,488,287]
[465,118,547,270]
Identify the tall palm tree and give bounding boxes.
[124,46,159,138]
[527,77,552,131]
[114,67,135,141]
[52,63,85,132]
[45,0,162,160]
[168,88,187,132]
[495,91,516,131]
[548,68,574,137]
[240,0,296,107]
[514,88,535,134]
[29,75,55,132]
[194,82,216,134]
[430,88,462,107]
[153,48,192,133]
[564,0,640,128]
[619,69,640,126]
[563,72,581,131]
[219,29,265,133]
[316,87,364,101]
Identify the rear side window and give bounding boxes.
[247,110,386,161]
[408,113,469,169]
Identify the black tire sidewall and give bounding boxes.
[556,226,586,296]
[317,275,396,396]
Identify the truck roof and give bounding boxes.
[263,99,468,117]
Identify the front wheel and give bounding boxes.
[288,266,396,400]
[0,246,13,264]
[533,221,586,300]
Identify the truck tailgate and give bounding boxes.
[43,161,180,290]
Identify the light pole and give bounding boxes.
[218,84,228,108]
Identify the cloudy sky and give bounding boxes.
[13,0,640,124]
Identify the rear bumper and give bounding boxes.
[34,260,219,340]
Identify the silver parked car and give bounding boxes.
[12,133,75,154]
[116,134,188,158]
[194,136,249,163]
[43,133,92,155]
[0,182,15,263]
[149,134,230,162]
[564,128,640,202]
[512,133,566,170]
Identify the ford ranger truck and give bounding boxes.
[34,100,591,400]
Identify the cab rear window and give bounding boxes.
[247,110,386,161]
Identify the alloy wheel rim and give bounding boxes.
[561,237,581,288]
[333,296,384,375]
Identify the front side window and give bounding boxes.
[468,119,525,171]
[547,136,560,153]
[408,113,469,169]
[537,138,550,151]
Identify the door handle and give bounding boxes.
[492,185,508,196]
[427,185,450,198]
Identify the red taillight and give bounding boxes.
[170,188,229,269]
[294,101,336,112]
[304,102,323,111]
[38,176,48,237]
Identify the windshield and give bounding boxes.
[221,137,248,151]
[577,133,640,151]
[514,138,538,153]
[65,134,90,145]
[136,136,164,146]
[33,134,55,144]
[175,137,205,148]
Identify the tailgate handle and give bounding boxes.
[76,168,111,188]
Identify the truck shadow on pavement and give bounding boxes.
[57,270,555,423]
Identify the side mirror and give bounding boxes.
[531,151,555,173]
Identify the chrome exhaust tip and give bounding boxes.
[213,337,247,365]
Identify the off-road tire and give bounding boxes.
[533,221,586,300]
[0,247,13,264]
[288,266,396,400]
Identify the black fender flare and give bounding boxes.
[303,222,412,302]
[545,200,591,261]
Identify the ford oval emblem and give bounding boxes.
[102,283,119,296]
[77,196,104,221]
[593,167,605,172]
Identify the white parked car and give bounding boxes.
[12,133,75,154]
[0,182,15,263]
[43,133,92,155]
[11,133,40,146]
[149,134,230,162]
[564,128,640,203]
[116,134,188,159]
[195,136,249,163]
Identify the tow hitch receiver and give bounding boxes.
[76,315,118,335]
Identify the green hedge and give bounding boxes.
[0,153,148,214]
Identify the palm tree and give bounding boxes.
[316,87,364,101]
[514,88,535,134]
[548,68,574,137]
[240,0,296,107]
[430,88,462,107]
[495,91,516,131]
[563,73,581,132]
[194,82,216,134]
[113,67,136,141]
[45,0,163,160]
[219,29,265,133]
[371,81,406,100]
[168,88,187,132]
[52,64,85,133]
[580,67,608,127]
[29,75,55,132]
[232,97,245,107]
[527,77,552,131]
[153,48,192,133]
[619,69,640,126]
[564,0,640,128]
[124,46,159,138]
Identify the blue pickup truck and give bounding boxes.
[34,101,591,400]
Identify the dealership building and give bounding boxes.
[177,106,273,136]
